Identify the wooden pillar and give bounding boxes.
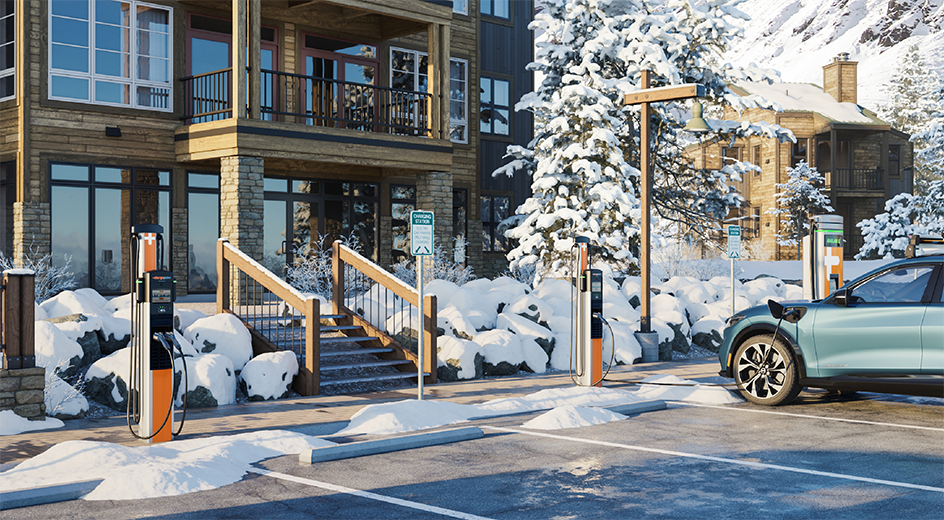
[423,294,437,384]
[2,271,36,369]
[830,129,837,207]
[249,0,261,119]
[882,131,890,198]
[427,23,446,139]
[232,0,248,119]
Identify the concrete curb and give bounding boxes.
[300,427,484,464]
[0,479,104,510]
[604,400,667,416]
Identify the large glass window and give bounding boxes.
[49,0,172,110]
[480,76,509,136]
[888,144,901,178]
[453,189,467,264]
[480,0,509,19]
[390,185,415,264]
[1,0,14,101]
[450,59,468,143]
[481,194,510,252]
[453,0,468,15]
[791,138,809,168]
[0,161,13,256]
[187,173,219,293]
[50,163,171,293]
[390,48,467,143]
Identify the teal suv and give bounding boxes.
[718,250,944,405]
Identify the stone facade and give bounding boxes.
[172,207,189,296]
[219,156,264,262]
[416,170,454,250]
[0,367,47,420]
[13,202,50,263]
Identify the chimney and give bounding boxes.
[822,53,858,104]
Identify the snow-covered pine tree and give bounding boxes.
[766,161,834,247]
[856,179,944,259]
[494,0,795,280]
[877,44,944,196]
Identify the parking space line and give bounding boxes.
[668,402,944,432]
[483,427,944,493]
[247,468,495,520]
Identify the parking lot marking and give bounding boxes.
[669,402,944,432]
[247,468,495,520]
[484,427,944,494]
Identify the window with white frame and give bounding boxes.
[390,47,468,143]
[0,0,14,101]
[453,0,468,15]
[49,0,172,111]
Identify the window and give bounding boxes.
[0,161,13,256]
[480,0,509,19]
[391,184,415,263]
[889,144,901,178]
[187,173,219,293]
[49,0,172,111]
[752,145,761,176]
[453,0,468,15]
[453,189,467,264]
[791,138,809,168]
[391,48,468,143]
[749,206,760,239]
[481,194,510,252]
[480,76,509,135]
[722,146,740,163]
[0,0,14,101]
[852,266,935,304]
[50,163,171,293]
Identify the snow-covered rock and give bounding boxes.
[436,336,484,382]
[691,316,726,352]
[238,352,297,402]
[39,290,104,320]
[473,329,537,375]
[85,348,131,411]
[423,279,461,306]
[532,278,572,301]
[504,294,553,323]
[175,308,207,334]
[176,353,237,408]
[184,313,252,372]
[35,321,84,378]
[438,305,476,340]
[605,319,642,365]
[496,312,555,358]
[43,314,102,367]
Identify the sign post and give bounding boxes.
[727,225,741,316]
[410,211,434,400]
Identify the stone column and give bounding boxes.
[12,202,50,263]
[220,156,264,305]
[172,207,189,296]
[416,171,453,254]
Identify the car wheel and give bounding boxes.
[733,335,801,406]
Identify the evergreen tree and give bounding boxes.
[856,179,944,259]
[496,0,795,279]
[767,161,834,247]
[877,44,944,195]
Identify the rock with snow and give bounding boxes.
[43,314,102,367]
[651,293,690,336]
[238,352,297,402]
[783,283,804,300]
[605,319,642,365]
[85,348,131,411]
[438,305,476,340]
[675,283,715,307]
[424,279,461,305]
[473,329,525,375]
[45,374,89,420]
[691,316,726,352]
[184,313,253,372]
[172,353,236,408]
[436,336,485,382]
[532,278,572,300]
[446,287,497,330]
[543,296,573,320]
[40,290,104,320]
[497,312,555,358]
[504,294,553,323]
[35,321,84,378]
[34,302,48,321]
[483,287,518,314]
[603,299,640,324]
[175,308,207,334]
[462,278,494,294]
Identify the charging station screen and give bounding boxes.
[825,235,842,247]
[591,281,602,293]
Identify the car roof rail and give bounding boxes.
[906,234,944,258]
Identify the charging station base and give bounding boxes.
[635,332,659,363]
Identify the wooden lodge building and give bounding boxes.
[686,54,914,260]
[0,0,534,295]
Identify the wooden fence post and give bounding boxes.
[302,296,320,395]
[332,240,344,315]
[423,294,437,384]
[2,271,36,370]
[217,238,230,315]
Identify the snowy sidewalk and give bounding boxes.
[0,357,719,466]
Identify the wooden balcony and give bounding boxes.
[824,168,884,192]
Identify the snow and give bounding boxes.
[735,82,873,123]
[45,374,89,418]
[34,320,84,372]
[176,353,237,407]
[0,410,64,436]
[239,351,298,401]
[184,313,253,372]
[0,430,333,500]
[521,405,627,430]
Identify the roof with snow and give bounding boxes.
[730,81,889,127]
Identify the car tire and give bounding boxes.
[733,335,802,406]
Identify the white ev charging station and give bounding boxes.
[128,224,188,443]
[802,215,844,300]
[571,237,611,387]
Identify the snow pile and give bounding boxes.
[0,430,333,500]
[521,405,627,430]
[239,351,299,401]
[184,313,253,372]
[0,410,64,436]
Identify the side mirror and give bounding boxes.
[834,288,849,307]
[767,299,785,319]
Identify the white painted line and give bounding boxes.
[484,426,944,494]
[668,402,944,432]
[249,468,495,520]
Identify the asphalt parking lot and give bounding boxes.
[3,389,942,520]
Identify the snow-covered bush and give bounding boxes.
[767,161,834,247]
[45,360,89,420]
[393,240,475,287]
[856,180,944,259]
[0,243,76,302]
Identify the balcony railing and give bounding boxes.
[826,168,884,191]
[180,67,435,138]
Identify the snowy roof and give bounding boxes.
[731,81,886,126]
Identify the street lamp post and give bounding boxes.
[623,71,708,337]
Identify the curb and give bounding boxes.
[0,479,104,510]
[300,427,484,464]
[604,400,667,416]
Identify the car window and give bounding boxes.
[852,266,935,303]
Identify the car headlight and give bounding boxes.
[725,314,746,329]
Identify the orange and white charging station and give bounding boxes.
[802,215,844,300]
[572,237,606,387]
[128,224,187,443]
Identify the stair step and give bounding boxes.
[320,314,347,321]
[320,347,394,357]
[321,359,412,371]
[320,325,362,332]
[320,372,430,386]
[319,336,379,345]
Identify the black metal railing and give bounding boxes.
[826,168,884,191]
[845,233,865,259]
[181,68,233,123]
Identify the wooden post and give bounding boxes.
[638,70,652,333]
[2,271,36,370]
[303,296,319,395]
[232,0,248,119]
[423,294,437,384]
[332,240,344,315]
[217,239,230,314]
[249,0,261,119]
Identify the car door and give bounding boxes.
[812,264,937,376]
[922,266,944,375]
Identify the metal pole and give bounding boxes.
[416,255,424,401]
[730,256,735,317]
[639,70,651,333]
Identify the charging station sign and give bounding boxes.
[727,225,741,259]
[411,211,434,256]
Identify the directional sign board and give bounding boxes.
[727,225,741,259]
[411,211,434,256]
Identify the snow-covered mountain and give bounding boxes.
[720,0,944,108]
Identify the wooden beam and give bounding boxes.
[342,7,373,20]
[624,84,705,106]
[289,0,322,8]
